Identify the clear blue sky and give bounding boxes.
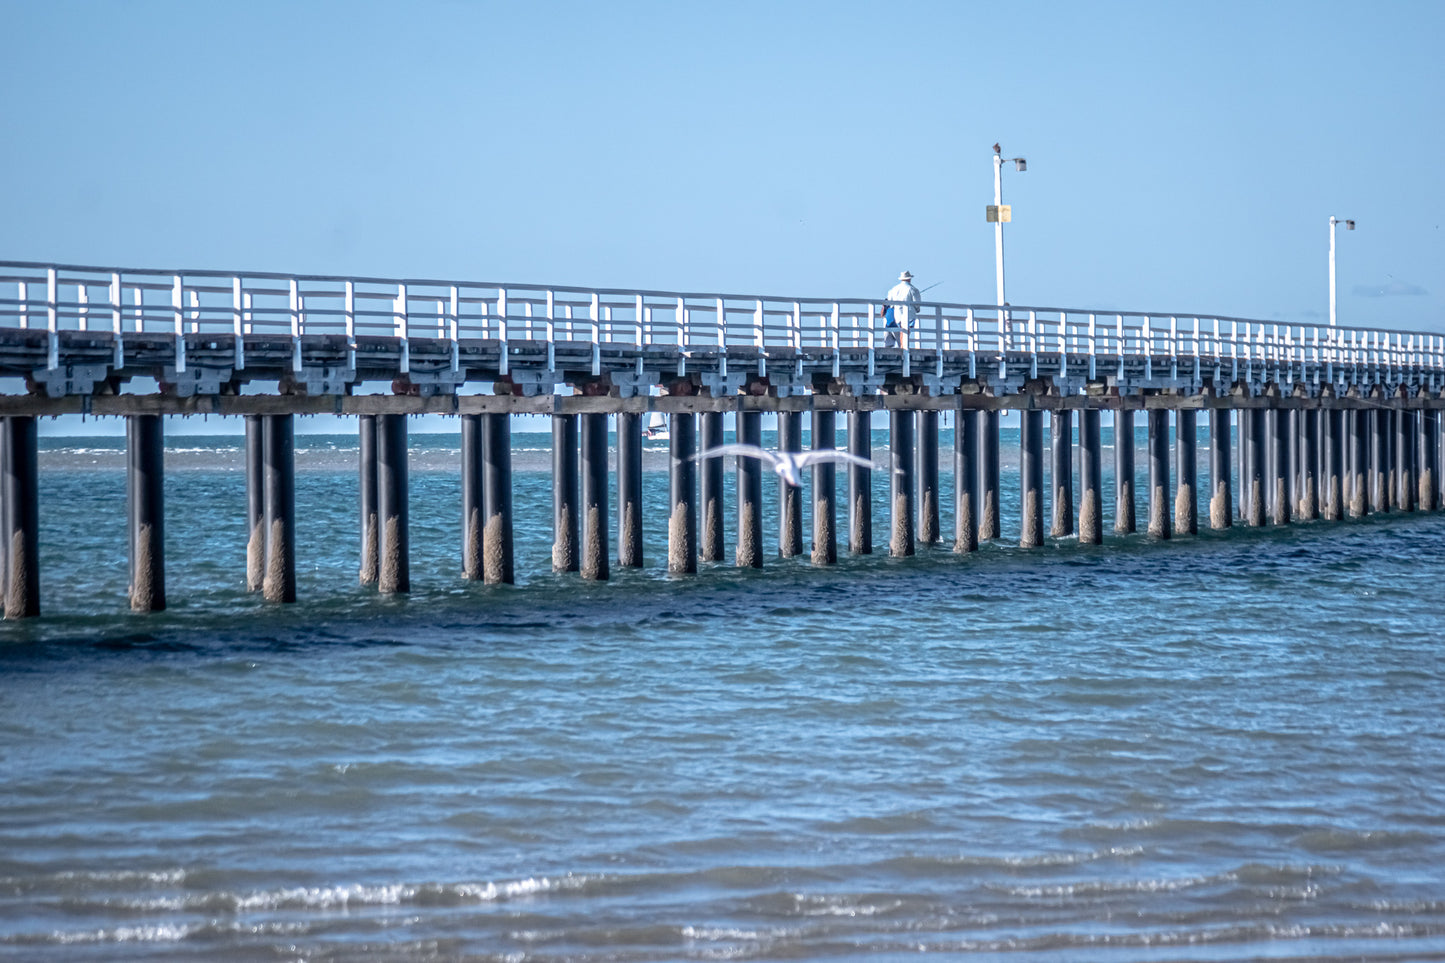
[3,0,1441,329]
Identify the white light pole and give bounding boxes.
[990,143,1026,308]
[1329,215,1355,327]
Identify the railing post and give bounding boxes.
[172,274,186,373]
[395,283,409,374]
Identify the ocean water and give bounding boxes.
[3,427,1445,961]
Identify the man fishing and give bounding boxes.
[883,270,922,347]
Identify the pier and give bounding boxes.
[1,259,1443,617]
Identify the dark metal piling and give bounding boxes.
[811,409,837,565]
[483,413,514,584]
[1,417,39,619]
[126,414,165,612]
[1244,408,1266,526]
[1420,409,1438,512]
[1349,408,1368,517]
[376,413,407,594]
[618,411,644,568]
[700,412,725,562]
[1174,409,1196,535]
[979,410,1001,540]
[1396,408,1415,512]
[955,409,979,552]
[1323,407,1343,520]
[1300,409,1320,520]
[579,412,609,580]
[917,410,940,544]
[552,414,579,572]
[778,411,803,557]
[1114,409,1136,533]
[1370,408,1388,514]
[262,413,298,602]
[1019,409,1043,547]
[1147,408,1171,538]
[1051,409,1074,538]
[461,414,483,580]
[1209,407,1232,529]
[1269,408,1291,526]
[1287,409,1301,515]
[890,409,916,557]
[248,415,267,591]
[1079,408,1103,544]
[847,410,871,555]
[668,412,697,574]
[736,410,764,568]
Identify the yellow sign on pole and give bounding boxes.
[986,204,1012,223]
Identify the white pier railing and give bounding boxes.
[0,260,1441,391]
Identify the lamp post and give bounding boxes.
[990,143,1026,308]
[1329,215,1355,328]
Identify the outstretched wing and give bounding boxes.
[793,449,883,472]
[692,443,780,467]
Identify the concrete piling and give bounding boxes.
[736,411,764,568]
[890,409,916,557]
[483,413,514,585]
[1175,409,1196,536]
[1323,407,1343,521]
[1396,408,1415,512]
[618,411,644,568]
[1300,409,1319,520]
[552,414,579,572]
[778,411,803,558]
[248,415,268,591]
[579,412,609,581]
[918,410,940,544]
[979,410,1001,541]
[1269,408,1291,526]
[1020,409,1043,548]
[1209,407,1232,530]
[1370,408,1389,514]
[847,411,871,555]
[126,414,165,613]
[1147,408,1171,539]
[1114,409,1136,534]
[1051,409,1074,538]
[1245,408,1266,527]
[461,414,483,580]
[700,412,725,562]
[262,413,298,603]
[1,417,39,619]
[668,412,697,574]
[1079,408,1103,544]
[955,409,979,552]
[1349,408,1369,517]
[811,409,837,566]
[1419,409,1438,512]
[376,413,407,595]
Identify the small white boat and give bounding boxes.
[642,413,669,441]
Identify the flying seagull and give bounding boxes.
[693,444,882,488]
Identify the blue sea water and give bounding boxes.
[3,427,1445,961]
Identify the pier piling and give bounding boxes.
[483,413,514,584]
[979,411,1001,541]
[262,414,297,603]
[1420,409,1438,512]
[1020,409,1043,548]
[918,410,940,544]
[1,417,39,619]
[1270,408,1291,526]
[847,411,871,555]
[1349,408,1368,517]
[1175,409,1196,536]
[737,411,763,568]
[1079,408,1102,544]
[618,412,644,568]
[1244,409,1266,526]
[126,414,165,613]
[461,414,483,580]
[700,412,724,562]
[1323,407,1343,520]
[668,412,697,574]
[580,412,609,581]
[1209,408,1232,530]
[1147,408,1171,539]
[376,413,408,595]
[778,411,803,558]
[1300,409,1320,520]
[811,409,836,566]
[1370,408,1389,514]
[1396,408,1415,512]
[890,409,916,557]
[1114,409,1136,534]
[1051,409,1074,538]
[249,415,268,590]
[552,414,579,572]
[955,409,979,552]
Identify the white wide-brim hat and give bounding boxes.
[898,271,913,281]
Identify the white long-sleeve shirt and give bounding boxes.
[885,280,921,325]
